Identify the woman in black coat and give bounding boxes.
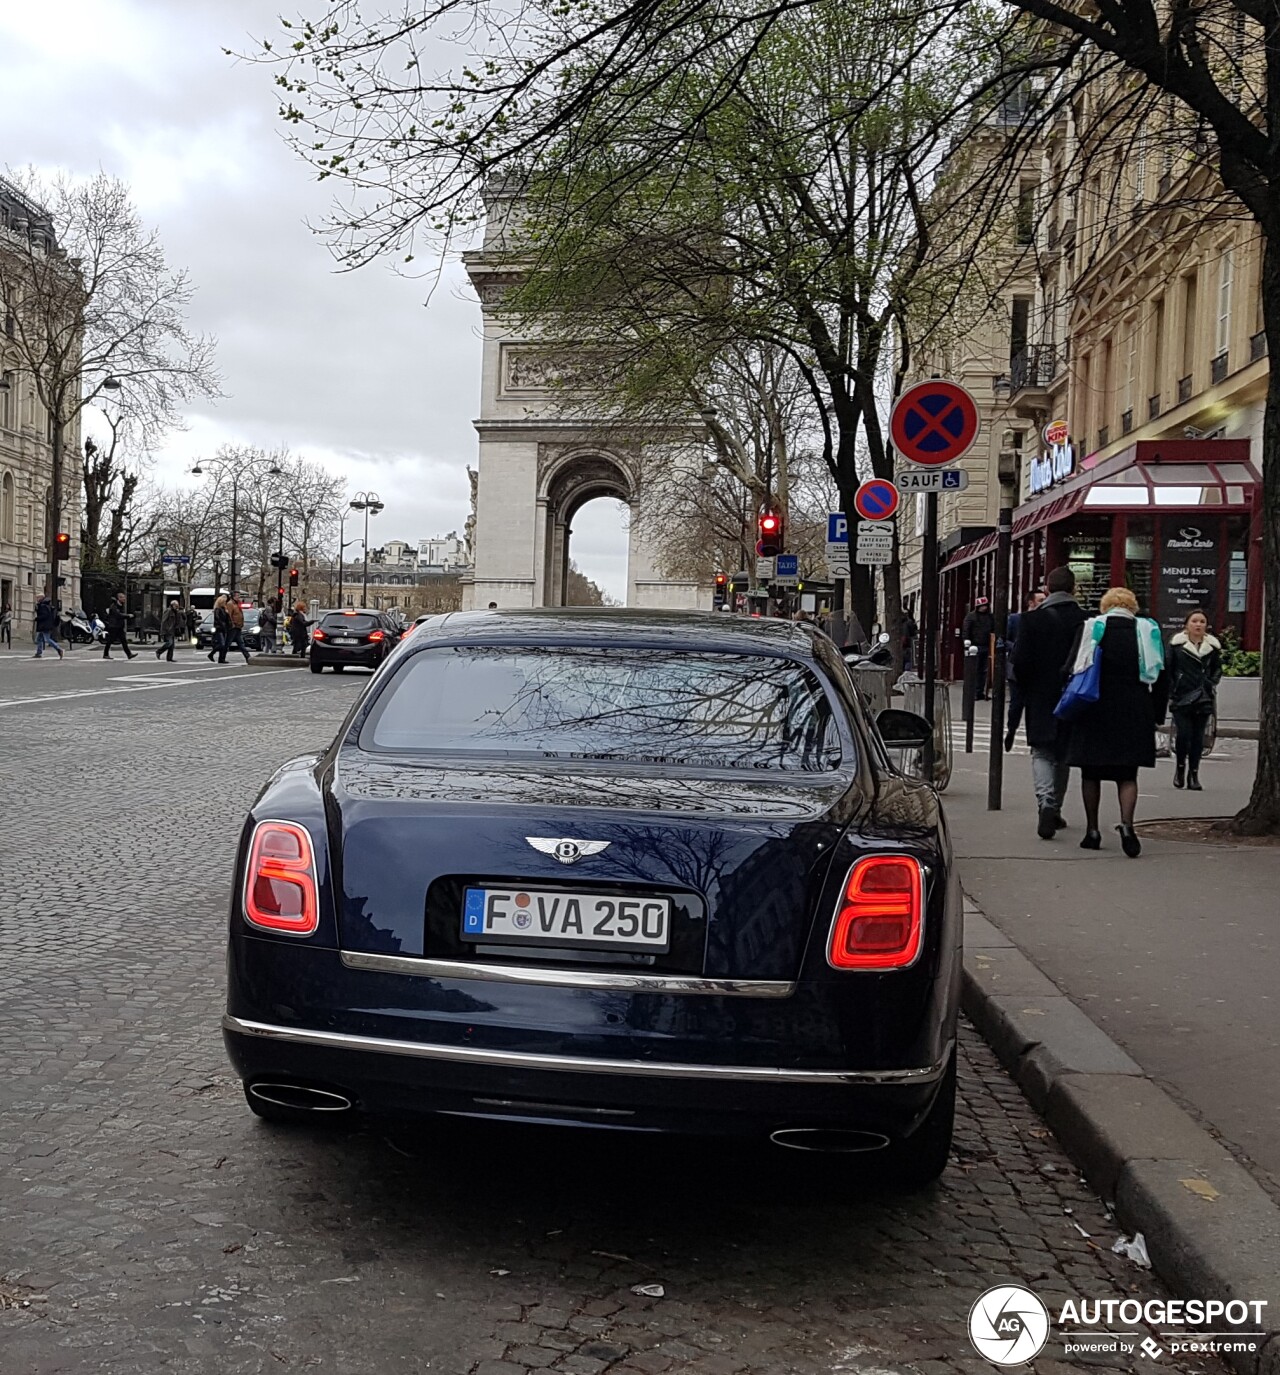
[1064,586,1168,857]
[1164,609,1222,791]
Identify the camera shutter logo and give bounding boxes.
[968,1285,1051,1365]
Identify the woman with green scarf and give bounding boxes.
[1063,586,1169,857]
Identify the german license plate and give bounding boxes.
[462,887,670,952]
[333,636,357,646]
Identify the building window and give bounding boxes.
[1016,182,1037,245]
[1216,247,1234,357]
[1,471,13,542]
[1181,271,1199,384]
[1122,318,1138,421]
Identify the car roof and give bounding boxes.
[420,607,820,653]
[321,607,382,617]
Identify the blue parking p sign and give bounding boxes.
[827,513,848,543]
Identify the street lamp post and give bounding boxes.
[190,452,283,598]
[349,491,384,607]
[335,510,361,608]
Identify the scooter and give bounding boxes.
[65,613,101,644]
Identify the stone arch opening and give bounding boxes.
[539,450,634,606]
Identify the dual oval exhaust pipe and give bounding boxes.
[248,1081,353,1113]
[769,1127,890,1153]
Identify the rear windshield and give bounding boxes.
[322,614,378,632]
[359,646,845,772]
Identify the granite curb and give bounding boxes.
[962,899,1280,1375]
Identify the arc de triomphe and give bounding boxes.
[461,186,707,610]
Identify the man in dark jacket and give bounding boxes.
[155,600,186,663]
[1012,566,1087,839]
[33,595,64,659]
[102,592,135,660]
[1004,589,1046,749]
[961,596,995,699]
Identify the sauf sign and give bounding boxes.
[1030,420,1075,495]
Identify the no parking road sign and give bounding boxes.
[890,380,980,467]
[853,478,900,522]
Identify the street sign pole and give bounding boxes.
[921,492,939,785]
[987,498,1014,811]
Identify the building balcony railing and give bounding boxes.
[1148,394,1162,420]
[1121,408,1134,435]
[1250,330,1268,362]
[1177,374,1193,404]
[1211,351,1229,385]
[1097,426,1110,449]
[1010,344,1063,394]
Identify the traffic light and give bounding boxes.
[289,567,300,589]
[713,572,728,608]
[271,552,290,571]
[53,531,71,561]
[757,511,783,558]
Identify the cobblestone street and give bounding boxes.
[0,655,1226,1375]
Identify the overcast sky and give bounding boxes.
[0,0,629,598]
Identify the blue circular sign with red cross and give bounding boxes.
[890,380,980,466]
[853,478,900,522]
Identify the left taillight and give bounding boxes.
[243,821,319,936]
[827,856,924,970]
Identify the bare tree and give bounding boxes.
[0,169,220,605]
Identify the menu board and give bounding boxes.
[1156,523,1219,632]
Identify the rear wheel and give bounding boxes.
[883,1046,956,1190]
[309,660,324,674]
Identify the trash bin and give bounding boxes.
[895,674,954,791]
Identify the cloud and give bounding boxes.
[0,0,635,599]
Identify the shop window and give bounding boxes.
[1123,519,1154,614]
[1062,519,1112,612]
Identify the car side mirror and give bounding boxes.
[876,708,933,750]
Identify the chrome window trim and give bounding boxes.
[223,1015,953,1086]
[339,949,795,998]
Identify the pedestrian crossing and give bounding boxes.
[950,721,1032,757]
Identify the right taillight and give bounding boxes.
[827,856,924,970]
[244,821,319,936]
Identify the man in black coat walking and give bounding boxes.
[961,596,994,699]
[102,592,135,660]
[1012,566,1086,839]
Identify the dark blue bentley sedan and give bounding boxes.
[223,609,961,1185]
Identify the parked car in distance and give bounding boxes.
[223,608,959,1186]
[308,609,403,673]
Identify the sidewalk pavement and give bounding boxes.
[947,705,1280,1373]
[946,705,1278,1193]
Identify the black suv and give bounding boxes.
[309,609,402,673]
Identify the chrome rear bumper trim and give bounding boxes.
[340,949,795,998]
[223,1015,953,1086]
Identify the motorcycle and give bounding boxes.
[66,613,105,643]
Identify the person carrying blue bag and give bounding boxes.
[1058,586,1168,857]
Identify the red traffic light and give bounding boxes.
[714,573,727,586]
[53,531,71,560]
[757,510,783,557]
